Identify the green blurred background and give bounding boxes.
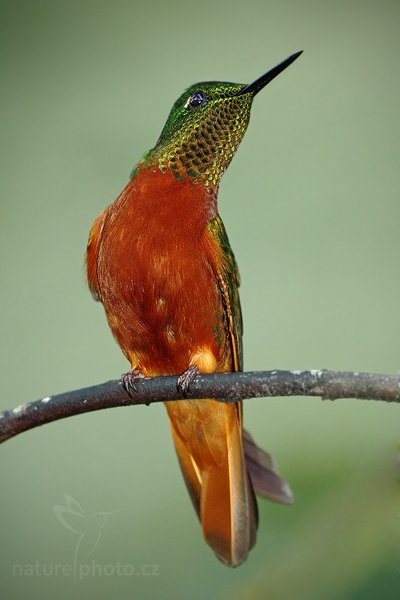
[1,0,399,598]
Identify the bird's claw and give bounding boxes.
[121,369,146,397]
[177,366,199,397]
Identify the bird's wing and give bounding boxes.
[208,215,293,506]
[86,209,108,301]
[207,214,243,372]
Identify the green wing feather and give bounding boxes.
[208,215,294,505]
[208,214,243,372]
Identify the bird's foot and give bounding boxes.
[177,366,199,397]
[121,369,147,397]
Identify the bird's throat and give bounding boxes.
[136,95,252,189]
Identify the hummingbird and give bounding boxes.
[86,52,301,566]
[53,494,126,579]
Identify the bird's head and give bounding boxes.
[140,52,302,188]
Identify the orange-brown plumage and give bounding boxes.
[90,168,229,375]
[87,166,258,565]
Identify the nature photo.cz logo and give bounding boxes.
[12,493,160,581]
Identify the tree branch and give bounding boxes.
[0,369,399,444]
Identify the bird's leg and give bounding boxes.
[177,366,199,397]
[121,369,147,397]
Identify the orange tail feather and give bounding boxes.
[166,399,257,566]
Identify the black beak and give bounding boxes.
[236,51,303,97]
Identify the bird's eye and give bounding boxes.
[186,91,206,109]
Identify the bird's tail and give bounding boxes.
[166,398,258,567]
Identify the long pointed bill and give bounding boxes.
[236,51,303,96]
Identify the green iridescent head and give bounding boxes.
[138,52,302,188]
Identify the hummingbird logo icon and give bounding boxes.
[53,493,126,580]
